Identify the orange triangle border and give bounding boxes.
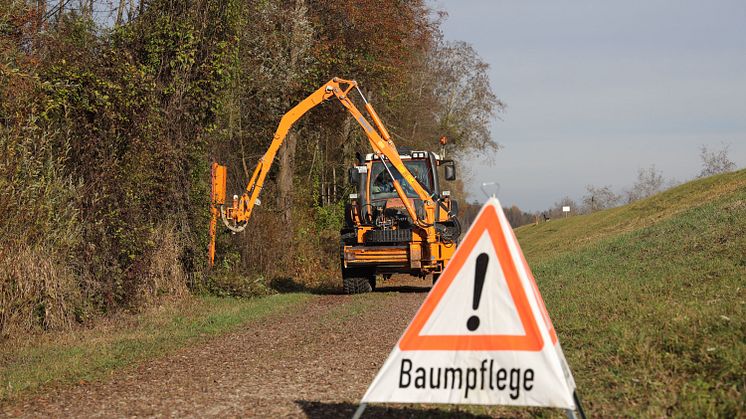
[398,204,544,351]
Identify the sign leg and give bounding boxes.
[351,402,367,419]
[565,390,588,419]
[573,390,587,419]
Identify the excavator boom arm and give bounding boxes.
[209,78,436,266]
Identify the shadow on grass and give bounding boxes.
[295,400,493,418]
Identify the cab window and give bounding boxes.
[369,160,431,200]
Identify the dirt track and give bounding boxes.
[2,277,511,418]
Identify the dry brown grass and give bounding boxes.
[135,223,189,305]
[0,97,83,337]
[0,247,80,338]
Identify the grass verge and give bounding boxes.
[518,171,745,416]
[0,293,311,402]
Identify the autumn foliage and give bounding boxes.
[0,0,500,336]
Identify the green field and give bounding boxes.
[516,169,745,416]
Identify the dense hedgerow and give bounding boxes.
[0,0,500,336]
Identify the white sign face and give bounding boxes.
[562,206,570,212]
[361,198,576,409]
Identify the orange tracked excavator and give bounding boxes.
[210,78,460,293]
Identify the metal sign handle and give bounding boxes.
[480,181,500,198]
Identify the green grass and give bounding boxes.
[516,169,746,417]
[516,169,746,265]
[0,293,311,402]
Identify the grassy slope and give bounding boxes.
[0,293,310,402]
[516,169,745,416]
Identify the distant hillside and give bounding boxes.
[516,169,745,416]
[517,169,746,264]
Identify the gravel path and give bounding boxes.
[3,278,501,418]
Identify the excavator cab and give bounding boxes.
[340,150,460,293]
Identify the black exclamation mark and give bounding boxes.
[467,253,489,331]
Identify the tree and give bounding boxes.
[699,143,736,178]
[388,38,504,154]
[550,196,578,218]
[0,0,506,332]
[583,185,620,212]
[625,165,664,203]
[276,0,313,227]
[503,205,534,228]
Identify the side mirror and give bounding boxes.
[444,161,456,181]
[348,167,360,185]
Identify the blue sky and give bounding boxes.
[435,0,746,210]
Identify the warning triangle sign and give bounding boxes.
[361,198,577,409]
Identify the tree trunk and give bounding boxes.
[340,114,353,164]
[116,0,126,25]
[275,0,309,238]
[277,130,298,230]
[36,0,46,28]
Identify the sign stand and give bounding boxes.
[353,198,587,418]
[351,402,367,419]
[565,390,587,419]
